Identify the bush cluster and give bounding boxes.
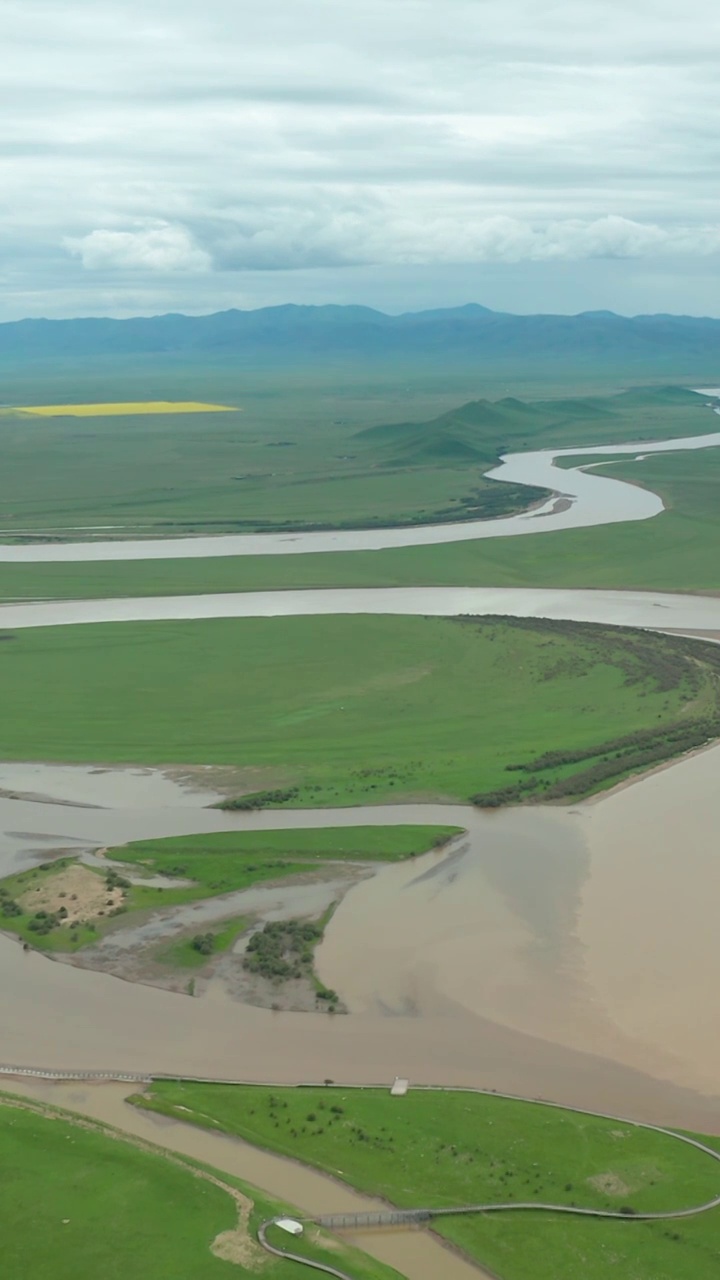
[190,931,216,956]
[220,788,300,811]
[0,888,22,917]
[244,919,332,990]
[27,907,68,936]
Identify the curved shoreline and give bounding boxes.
[1,426,719,562]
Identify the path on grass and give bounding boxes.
[258,1221,356,1280]
[264,1086,720,1277]
[1,424,719,561]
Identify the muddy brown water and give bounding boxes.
[5,1077,489,1280]
[4,757,720,1131]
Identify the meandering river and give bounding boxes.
[2,409,720,1280]
[0,423,719,560]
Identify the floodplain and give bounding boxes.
[2,362,720,1280]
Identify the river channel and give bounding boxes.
[2,415,720,1278]
[3,585,720,633]
[3,750,720,1133]
[6,1075,490,1280]
[0,420,719,560]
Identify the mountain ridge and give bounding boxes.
[0,303,718,364]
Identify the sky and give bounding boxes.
[2,0,720,320]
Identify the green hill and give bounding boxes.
[354,386,712,468]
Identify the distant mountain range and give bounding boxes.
[0,303,719,366]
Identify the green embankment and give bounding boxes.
[0,1093,400,1280]
[0,827,456,952]
[136,1082,720,1280]
[0,615,718,804]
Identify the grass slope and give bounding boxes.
[0,615,717,804]
[0,1093,399,1280]
[136,1082,720,1280]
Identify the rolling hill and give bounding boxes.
[354,385,709,467]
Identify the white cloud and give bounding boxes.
[65,222,211,273]
[192,207,720,269]
[2,0,720,315]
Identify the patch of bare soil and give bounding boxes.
[164,763,294,799]
[213,953,346,1015]
[19,864,124,927]
[529,495,573,517]
[587,1172,630,1196]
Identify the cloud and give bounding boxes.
[2,0,720,316]
[191,209,720,270]
[65,222,211,273]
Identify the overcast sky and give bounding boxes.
[2,0,720,319]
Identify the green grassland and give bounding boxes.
[135,1082,720,1280]
[0,855,308,953]
[0,615,718,805]
[0,362,561,539]
[113,825,459,875]
[154,916,250,970]
[0,364,712,540]
[0,827,456,952]
[0,1093,400,1280]
[3,434,720,604]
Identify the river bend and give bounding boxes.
[1,425,719,561]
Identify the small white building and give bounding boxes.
[275,1218,304,1236]
[390,1077,409,1097]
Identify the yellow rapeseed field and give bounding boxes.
[14,401,236,417]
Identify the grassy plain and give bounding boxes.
[137,1082,720,1280]
[0,827,456,952]
[2,439,719,602]
[0,362,713,540]
[0,1093,400,1280]
[0,615,717,804]
[0,365,548,537]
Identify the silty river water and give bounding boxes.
[2,413,720,1278]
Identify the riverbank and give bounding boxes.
[3,746,720,1122]
[4,1076,488,1280]
[2,422,719,563]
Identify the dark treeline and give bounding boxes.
[137,479,549,536]
[473,716,720,808]
[509,716,720,775]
